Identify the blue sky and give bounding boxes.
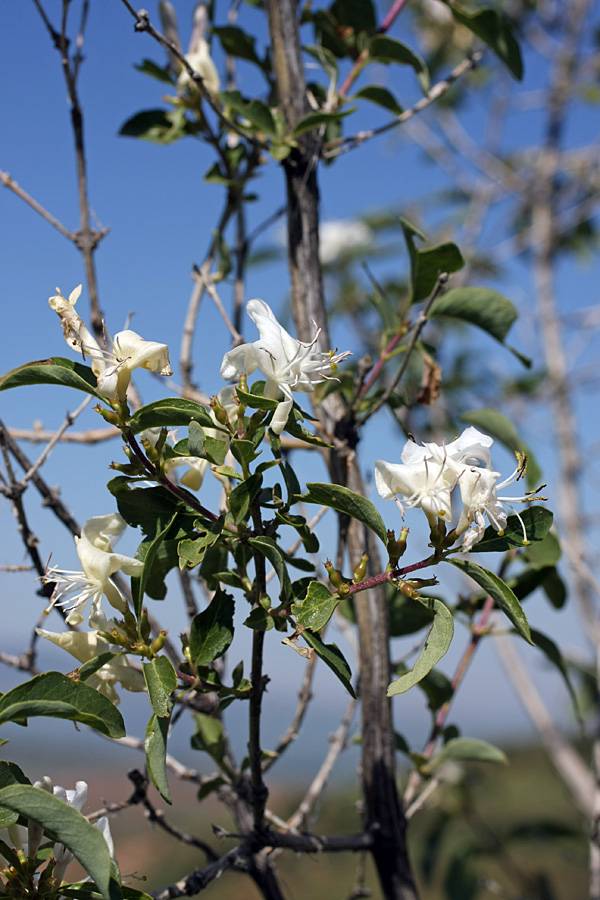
[1,0,599,782]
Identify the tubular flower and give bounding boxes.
[49,286,172,403]
[34,628,146,705]
[375,428,545,551]
[220,298,351,434]
[45,513,143,628]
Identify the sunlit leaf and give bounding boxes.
[388,599,454,696]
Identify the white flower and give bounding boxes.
[178,41,220,95]
[34,628,146,705]
[49,287,172,403]
[319,219,372,265]
[375,449,455,526]
[220,298,351,434]
[48,779,115,885]
[45,514,143,628]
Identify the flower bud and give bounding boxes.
[150,631,168,655]
[94,405,121,426]
[324,559,343,590]
[387,527,408,568]
[352,553,369,584]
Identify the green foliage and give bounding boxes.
[0,357,100,397]
[469,506,553,553]
[145,713,171,804]
[302,630,356,698]
[0,761,30,828]
[143,656,177,718]
[292,581,340,630]
[0,784,115,898]
[129,398,214,433]
[0,673,125,738]
[368,36,430,92]
[448,4,523,81]
[353,84,403,114]
[388,598,454,696]
[189,591,235,667]
[423,737,508,773]
[298,482,388,544]
[448,559,533,643]
[401,219,465,304]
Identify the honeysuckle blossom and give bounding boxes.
[49,286,172,403]
[220,298,351,434]
[178,40,220,95]
[0,777,114,887]
[375,427,544,551]
[45,513,143,628]
[35,628,146,705]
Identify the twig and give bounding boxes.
[360,273,450,422]
[262,653,317,771]
[325,51,484,159]
[7,425,119,445]
[337,0,411,98]
[287,695,356,831]
[0,169,76,241]
[193,267,243,345]
[118,1,260,148]
[21,396,92,486]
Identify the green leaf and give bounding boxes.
[388,599,454,696]
[244,607,274,631]
[177,519,223,568]
[0,357,99,397]
[401,220,465,304]
[368,36,430,92]
[143,657,177,718]
[0,673,125,738]
[187,420,205,456]
[131,511,179,619]
[0,761,29,828]
[129,398,214,433]
[145,713,171,804]
[248,536,292,600]
[134,58,175,85]
[448,558,533,644]
[388,583,436,636]
[298,482,388,545]
[449,4,523,81]
[212,26,262,67]
[423,737,507,774]
[235,385,279,410]
[468,506,553,553]
[524,532,561,569]
[220,90,276,134]
[189,590,235,667]
[331,0,376,32]
[228,472,263,524]
[191,712,228,769]
[78,652,119,683]
[109,482,182,536]
[275,511,319,553]
[301,630,356,698]
[354,84,403,115]
[304,44,339,78]
[541,567,567,609]
[0,784,114,898]
[530,628,582,723]
[460,408,542,489]
[119,108,187,144]
[292,108,353,138]
[292,581,340,630]
[429,287,528,364]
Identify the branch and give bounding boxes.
[325,51,484,159]
[0,168,77,242]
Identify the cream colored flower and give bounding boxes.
[45,513,143,628]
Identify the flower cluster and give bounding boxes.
[221,298,351,434]
[49,286,172,404]
[375,427,544,552]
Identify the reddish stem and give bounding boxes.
[338,0,411,97]
[347,552,440,596]
[358,331,404,400]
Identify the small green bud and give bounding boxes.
[150,631,168,655]
[387,527,408,568]
[239,373,248,393]
[94,405,120,426]
[325,559,343,589]
[352,552,369,584]
[140,608,152,642]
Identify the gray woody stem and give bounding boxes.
[266,2,417,897]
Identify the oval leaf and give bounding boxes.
[145,713,171,804]
[0,357,99,397]
[448,558,533,644]
[368,36,430,92]
[0,672,125,738]
[248,536,292,600]
[467,506,552,553]
[143,656,177,718]
[292,581,340,631]
[353,85,403,115]
[189,590,235,667]
[301,630,356,698]
[423,737,507,774]
[129,398,214,433]
[0,784,113,898]
[299,483,388,545]
[388,598,454,696]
